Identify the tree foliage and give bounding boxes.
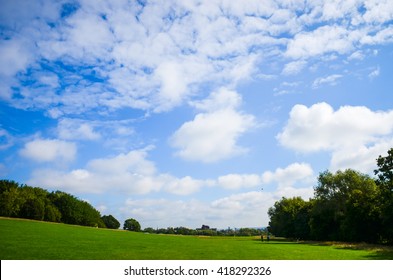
[0,180,110,228]
[124,218,141,232]
[268,197,312,240]
[374,148,393,243]
[268,148,393,244]
[101,215,120,229]
[310,170,380,242]
[141,226,265,236]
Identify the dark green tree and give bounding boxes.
[19,186,48,221]
[268,196,312,240]
[0,185,22,217]
[49,191,105,227]
[310,169,380,242]
[374,148,393,244]
[44,203,62,222]
[0,180,105,227]
[143,227,156,234]
[101,215,120,229]
[123,218,141,232]
[49,191,81,225]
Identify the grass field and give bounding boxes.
[1,217,392,260]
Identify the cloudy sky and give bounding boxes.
[1,0,393,229]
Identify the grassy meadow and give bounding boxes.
[1,217,392,260]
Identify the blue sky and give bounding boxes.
[1,0,393,229]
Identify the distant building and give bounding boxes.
[196,225,217,231]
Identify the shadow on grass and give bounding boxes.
[364,250,393,260]
[333,244,393,260]
[253,238,393,259]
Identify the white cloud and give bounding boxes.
[121,198,209,229]
[278,102,393,173]
[278,103,393,151]
[363,0,393,23]
[57,119,101,140]
[27,147,211,196]
[190,87,242,112]
[286,25,357,59]
[217,174,262,190]
[282,60,307,75]
[312,74,343,89]
[171,88,255,162]
[0,38,33,77]
[164,176,213,196]
[360,26,393,45]
[1,0,393,116]
[348,50,365,61]
[368,67,380,79]
[210,191,274,227]
[171,109,255,162]
[261,162,314,188]
[28,148,159,194]
[215,162,314,190]
[330,139,393,173]
[154,61,189,111]
[19,138,76,163]
[321,0,362,21]
[87,147,156,176]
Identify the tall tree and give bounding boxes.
[374,148,393,244]
[310,169,380,242]
[268,196,312,240]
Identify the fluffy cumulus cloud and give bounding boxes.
[28,147,214,195]
[171,88,255,162]
[330,139,393,173]
[216,162,314,191]
[277,102,393,173]
[261,163,315,199]
[29,147,161,194]
[19,138,76,162]
[261,162,314,188]
[285,25,357,59]
[217,174,262,190]
[363,0,393,23]
[28,142,314,199]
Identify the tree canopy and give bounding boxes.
[102,215,120,229]
[0,180,118,229]
[268,148,393,244]
[123,218,141,232]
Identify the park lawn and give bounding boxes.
[0,217,392,260]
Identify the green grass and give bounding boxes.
[1,217,392,260]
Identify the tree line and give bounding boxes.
[142,226,265,236]
[268,148,393,244]
[0,180,121,229]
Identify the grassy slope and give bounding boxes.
[0,217,392,260]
